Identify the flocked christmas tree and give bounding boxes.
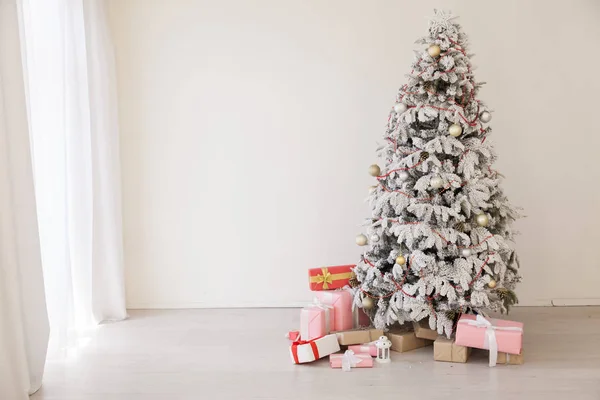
[352,11,521,337]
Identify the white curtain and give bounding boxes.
[20,0,127,355]
[0,1,49,398]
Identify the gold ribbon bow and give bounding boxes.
[310,268,354,290]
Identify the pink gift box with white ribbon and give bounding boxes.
[454,314,524,367]
[314,290,353,331]
[300,301,333,340]
[329,350,373,370]
[347,344,377,357]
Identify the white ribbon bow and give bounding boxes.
[341,350,363,372]
[460,315,523,367]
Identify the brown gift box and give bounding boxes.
[386,326,433,353]
[433,337,471,363]
[497,350,524,365]
[335,328,383,346]
[413,320,439,341]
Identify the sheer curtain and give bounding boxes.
[20,0,127,355]
[0,1,49,398]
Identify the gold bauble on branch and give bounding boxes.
[448,123,462,137]
[368,164,381,177]
[356,234,368,246]
[395,255,406,265]
[476,213,490,227]
[428,44,441,58]
[362,295,375,310]
[488,279,497,289]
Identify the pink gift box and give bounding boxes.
[329,351,373,369]
[455,314,524,356]
[300,304,331,341]
[348,344,377,357]
[314,290,353,331]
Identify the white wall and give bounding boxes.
[108,0,600,308]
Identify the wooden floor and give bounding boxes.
[32,307,600,400]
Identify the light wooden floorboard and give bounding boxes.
[32,307,600,400]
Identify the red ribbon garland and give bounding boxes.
[291,336,322,364]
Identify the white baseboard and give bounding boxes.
[551,298,600,306]
[127,302,309,309]
[127,298,600,309]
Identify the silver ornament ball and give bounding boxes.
[461,248,472,257]
[394,103,407,114]
[480,111,492,123]
[430,176,443,189]
[476,213,490,227]
[398,171,410,181]
[448,124,462,137]
[356,234,368,246]
[370,234,380,243]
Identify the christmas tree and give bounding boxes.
[353,10,521,337]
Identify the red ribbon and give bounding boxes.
[291,336,322,364]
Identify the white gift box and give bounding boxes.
[290,334,340,364]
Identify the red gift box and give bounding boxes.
[308,265,355,291]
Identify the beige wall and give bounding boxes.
[108,0,600,308]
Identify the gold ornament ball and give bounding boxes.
[362,296,375,310]
[356,234,368,246]
[368,164,381,177]
[448,124,462,137]
[476,213,490,227]
[488,279,497,289]
[428,44,441,58]
[395,255,406,265]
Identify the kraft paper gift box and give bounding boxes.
[454,314,524,367]
[308,265,355,291]
[314,290,353,331]
[497,350,524,365]
[290,334,340,364]
[348,344,377,357]
[413,320,439,341]
[300,302,332,340]
[386,326,433,353]
[335,328,383,346]
[330,350,374,370]
[433,337,471,363]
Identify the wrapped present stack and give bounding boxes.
[288,273,524,369]
[287,264,388,368]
